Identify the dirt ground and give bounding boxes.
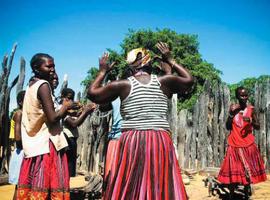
[0,175,269,200]
[185,174,270,200]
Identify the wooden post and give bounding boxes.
[16,57,26,95]
[0,44,19,174]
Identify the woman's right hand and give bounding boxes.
[99,52,115,72]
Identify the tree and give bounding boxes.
[81,67,99,88]
[82,29,222,110]
[229,75,270,105]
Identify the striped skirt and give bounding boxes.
[218,143,267,185]
[104,139,120,186]
[17,141,70,200]
[103,130,187,200]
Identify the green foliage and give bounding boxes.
[228,75,270,105]
[81,67,99,88]
[82,28,222,110]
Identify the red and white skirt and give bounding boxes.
[103,130,187,200]
[104,139,120,186]
[218,143,267,185]
[17,141,70,200]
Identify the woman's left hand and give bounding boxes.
[156,42,171,61]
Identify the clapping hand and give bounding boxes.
[84,103,97,114]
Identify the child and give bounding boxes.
[17,53,74,200]
[8,91,25,200]
[61,88,96,177]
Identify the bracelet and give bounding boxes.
[170,60,176,68]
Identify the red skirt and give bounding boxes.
[104,139,120,185]
[17,141,70,200]
[218,143,267,185]
[103,130,187,200]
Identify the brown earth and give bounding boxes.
[0,175,269,199]
[185,174,270,200]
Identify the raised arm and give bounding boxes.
[156,42,194,95]
[87,53,130,104]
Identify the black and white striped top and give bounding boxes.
[121,74,170,130]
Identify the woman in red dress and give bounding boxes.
[218,86,267,198]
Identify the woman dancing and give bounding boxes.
[88,42,193,199]
[218,86,267,198]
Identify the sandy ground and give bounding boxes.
[0,175,269,199]
[185,175,270,200]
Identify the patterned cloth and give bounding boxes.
[17,141,70,200]
[104,130,187,200]
[218,143,267,185]
[218,105,267,185]
[126,48,151,67]
[121,75,170,130]
[104,139,120,190]
[227,105,255,147]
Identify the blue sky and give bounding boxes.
[0,0,269,109]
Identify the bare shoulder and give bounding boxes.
[38,82,52,95]
[110,79,131,100]
[14,110,22,121]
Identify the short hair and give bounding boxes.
[17,90,25,104]
[235,86,247,98]
[61,88,75,100]
[30,53,54,71]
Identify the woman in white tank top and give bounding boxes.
[17,53,75,200]
[88,42,194,200]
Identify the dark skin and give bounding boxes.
[50,72,59,91]
[226,89,260,130]
[30,57,74,136]
[12,99,24,199]
[87,42,194,104]
[62,94,96,129]
[14,104,23,149]
[99,59,172,112]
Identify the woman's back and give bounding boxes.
[121,74,170,130]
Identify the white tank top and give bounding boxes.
[121,74,170,130]
[21,80,68,157]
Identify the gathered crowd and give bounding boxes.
[8,42,266,200]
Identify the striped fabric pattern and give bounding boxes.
[121,74,170,130]
[104,130,188,200]
[218,143,267,185]
[17,141,70,200]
